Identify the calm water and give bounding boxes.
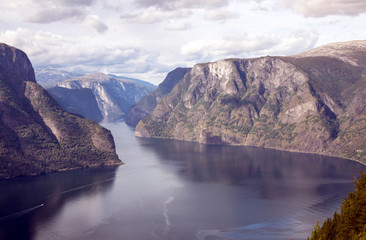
[0,122,365,240]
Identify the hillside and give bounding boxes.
[126,67,190,126]
[47,86,103,122]
[54,73,156,122]
[0,43,122,179]
[135,40,366,163]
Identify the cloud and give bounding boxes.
[181,30,318,62]
[54,0,95,6]
[3,0,106,30]
[282,0,366,17]
[25,7,85,23]
[204,9,239,21]
[164,21,192,31]
[0,28,172,83]
[134,0,229,10]
[121,6,193,25]
[0,28,140,70]
[9,0,108,33]
[121,7,165,24]
[84,15,108,33]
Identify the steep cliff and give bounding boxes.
[47,86,103,122]
[0,43,122,179]
[126,67,190,126]
[55,73,156,122]
[136,40,366,163]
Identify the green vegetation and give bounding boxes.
[142,116,170,137]
[308,171,366,240]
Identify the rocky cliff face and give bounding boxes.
[136,40,366,163]
[47,86,103,122]
[0,43,122,179]
[55,73,155,122]
[126,67,190,126]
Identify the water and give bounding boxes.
[0,122,364,240]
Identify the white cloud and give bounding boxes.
[0,28,142,70]
[204,9,239,21]
[25,7,85,23]
[164,21,192,31]
[55,0,95,6]
[0,27,175,83]
[5,0,109,33]
[120,6,193,25]
[121,7,166,24]
[84,15,108,33]
[0,1,30,8]
[134,0,229,10]
[181,30,318,62]
[1,0,107,31]
[282,0,366,17]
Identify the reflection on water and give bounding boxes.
[138,137,359,184]
[0,167,119,240]
[0,122,365,240]
[136,137,365,239]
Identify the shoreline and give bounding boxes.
[0,161,123,181]
[135,135,366,167]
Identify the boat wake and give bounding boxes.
[0,204,44,222]
[163,196,175,235]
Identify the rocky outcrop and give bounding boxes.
[136,40,366,163]
[0,43,122,179]
[126,67,190,126]
[55,73,156,122]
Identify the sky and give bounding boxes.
[0,0,366,84]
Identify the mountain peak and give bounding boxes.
[0,43,36,86]
[294,39,366,67]
[0,44,122,179]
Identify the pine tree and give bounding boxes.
[309,171,366,240]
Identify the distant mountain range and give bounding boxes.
[35,70,156,123]
[0,43,122,179]
[135,40,366,163]
[35,69,82,89]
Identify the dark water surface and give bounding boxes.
[0,122,365,240]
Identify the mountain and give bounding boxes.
[126,67,191,126]
[53,73,156,122]
[109,74,156,88]
[294,40,366,68]
[47,86,103,122]
[35,69,82,89]
[0,43,122,179]
[135,40,366,163]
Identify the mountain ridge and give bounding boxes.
[135,40,366,163]
[0,43,122,179]
[53,72,156,122]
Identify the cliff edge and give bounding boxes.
[136,40,366,163]
[0,43,122,179]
